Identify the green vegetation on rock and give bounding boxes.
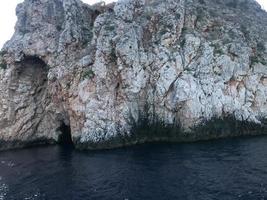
[82,69,95,80]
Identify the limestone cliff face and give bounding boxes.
[0,0,267,150]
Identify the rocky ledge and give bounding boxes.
[0,0,266,150]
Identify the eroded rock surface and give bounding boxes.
[0,0,267,150]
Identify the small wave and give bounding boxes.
[0,178,9,200]
[24,191,46,200]
[0,161,15,167]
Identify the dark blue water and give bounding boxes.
[1,136,267,200]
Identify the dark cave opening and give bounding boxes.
[58,122,74,147]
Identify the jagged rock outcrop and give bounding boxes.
[0,0,267,150]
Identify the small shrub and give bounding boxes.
[0,50,7,56]
[257,42,266,52]
[226,1,237,8]
[144,9,153,20]
[211,43,224,56]
[159,27,169,36]
[105,24,115,32]
[228,29,236,39]
[181,27,194,35]
[214,48,224,55]
[180,38,186,48]
[175,13,181,20]
[0,62,7,70]
[260,59,266,66]
[198,0,206,5]
[240,25,250,40]
[251,55,267,66]
[82,69,95,80]
[56,25,62,31]
[209,10,217,17]
[110,46,117,63]
[82,28,93,46]
[239,1,249,10]
[196,7,205,22]
[250,42,267,66]
[165,23,173,30]
[251,56,259,64]
[181,27,186,33]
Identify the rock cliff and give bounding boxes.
[0,0,267,150]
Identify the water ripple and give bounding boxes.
[0,177,8,200]
[1,137,267,199]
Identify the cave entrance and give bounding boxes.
[11,56,75,148]
[57,122,74,147]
